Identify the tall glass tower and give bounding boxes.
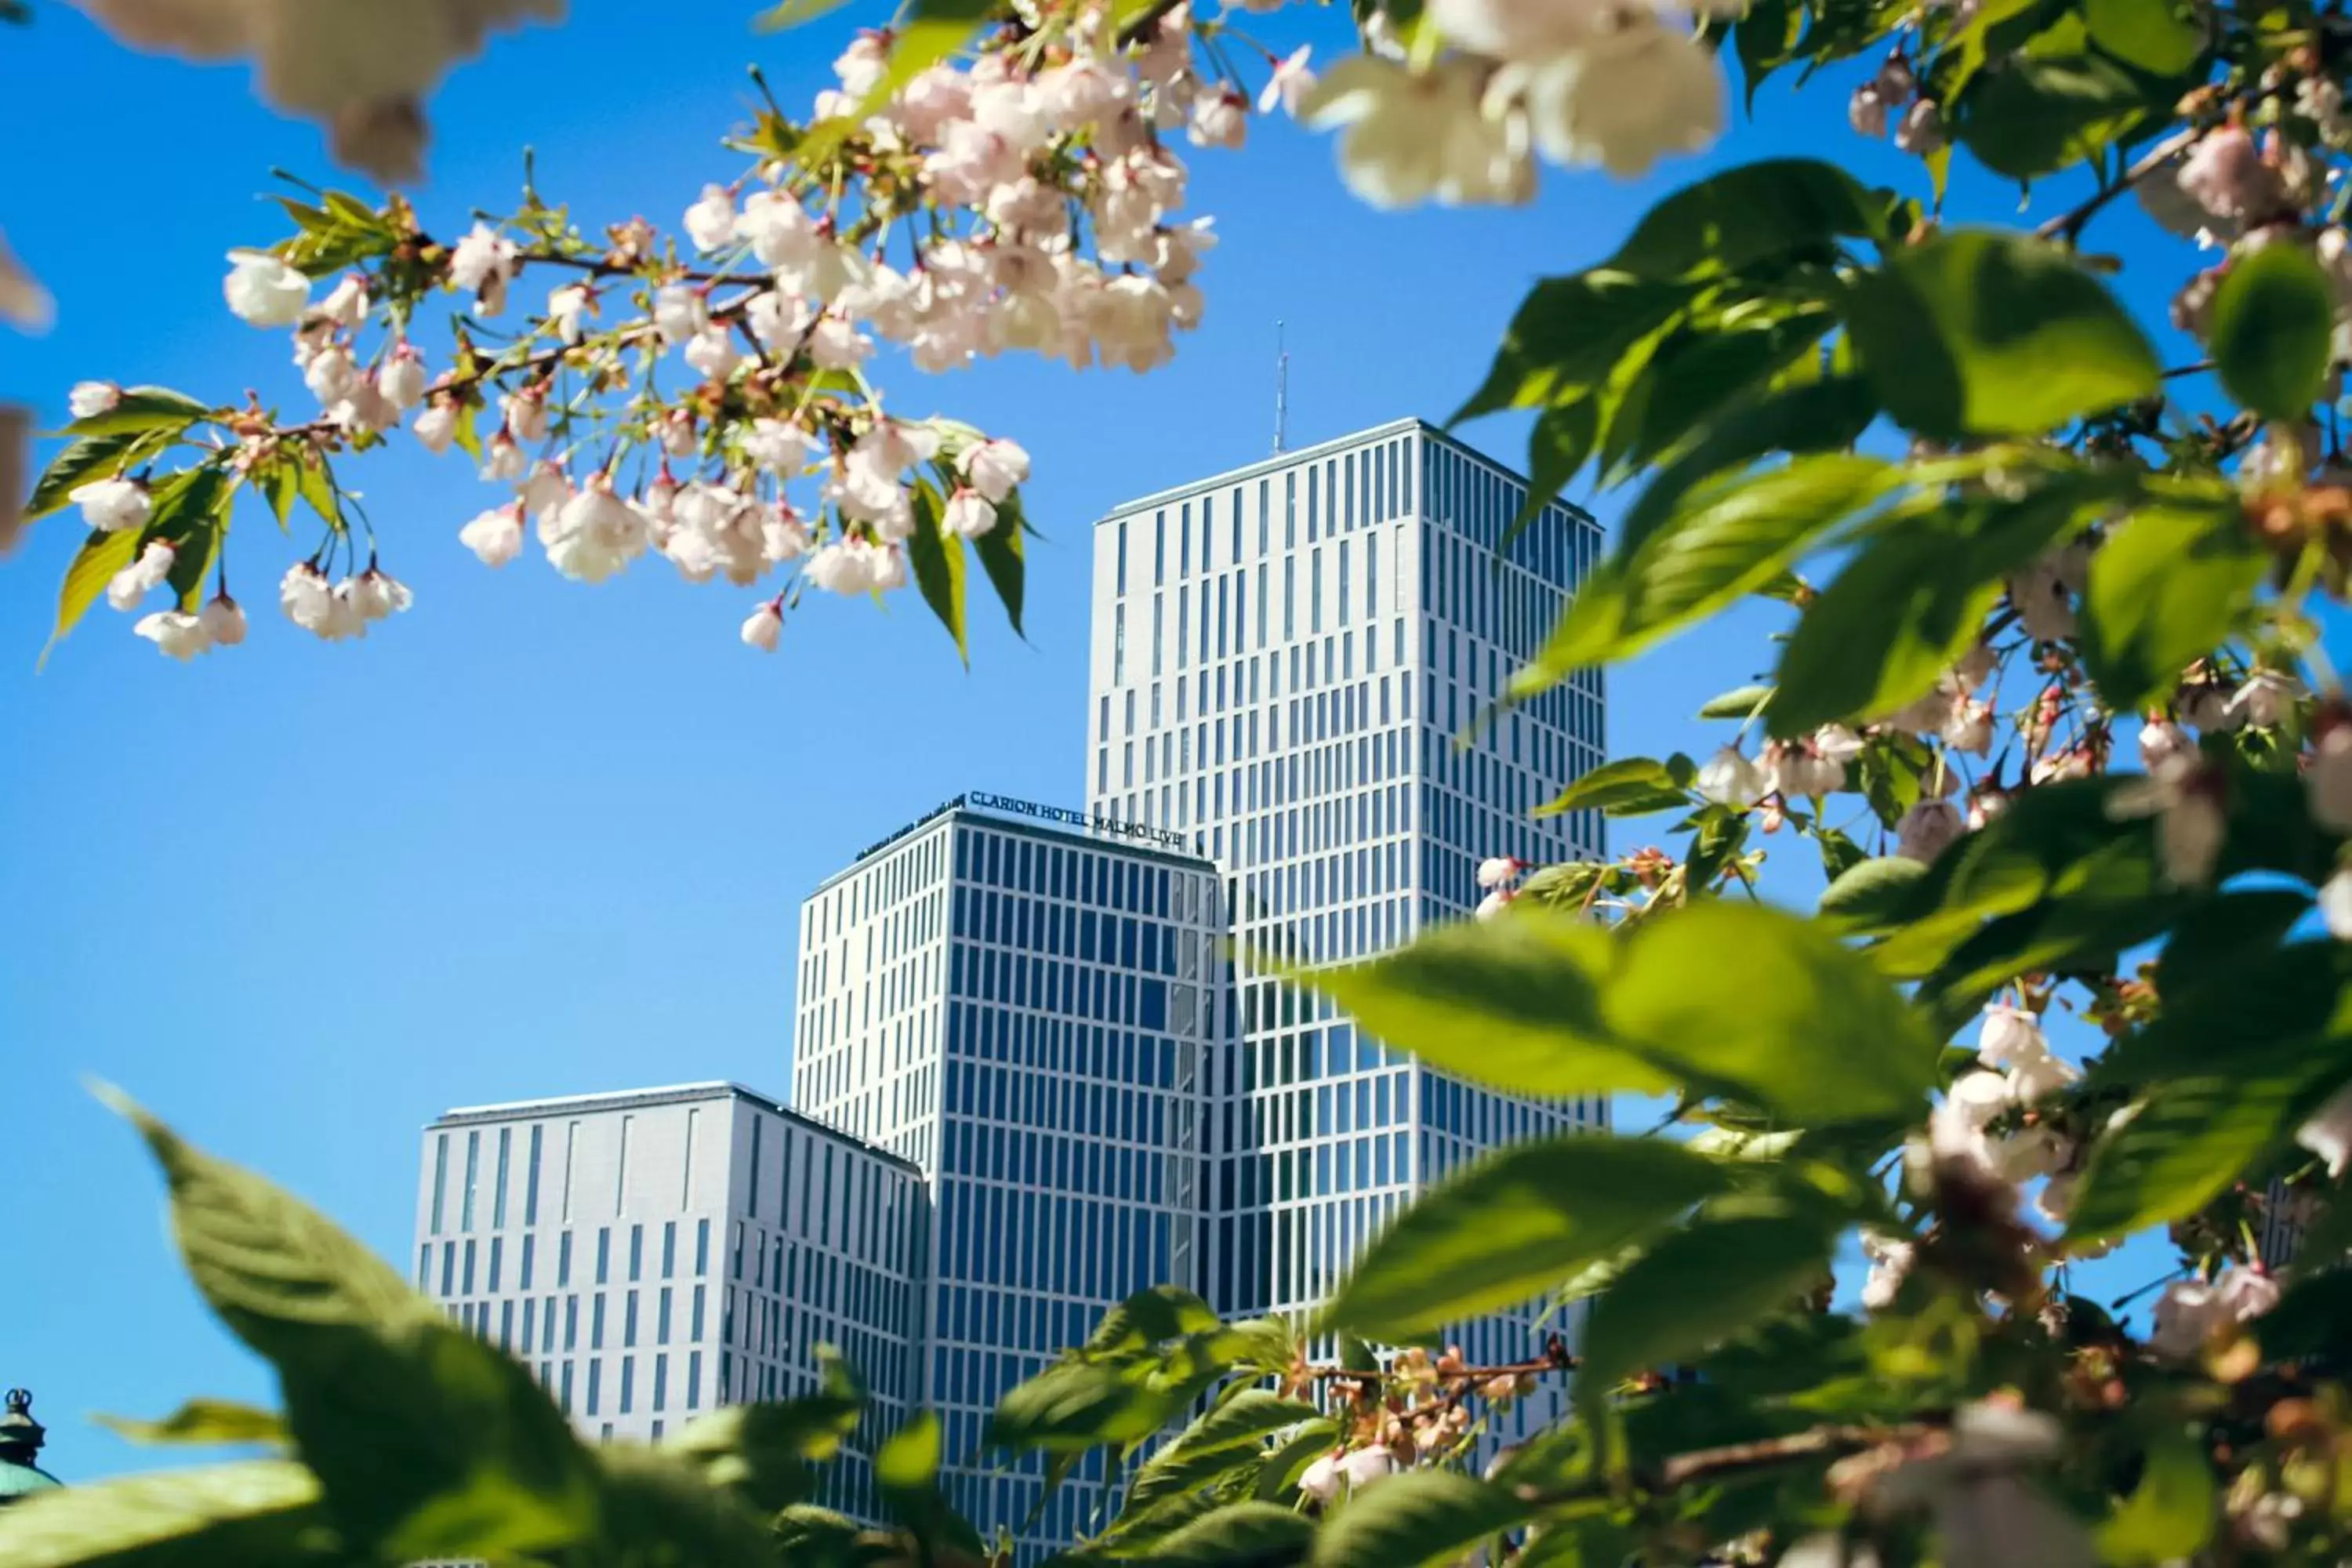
[1083,419,1610,1412]
[791,794,1225,1543]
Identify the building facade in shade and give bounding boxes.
[1082,418,1609,1430]
[412,1083,926,1517]
[792,795,1225,1544]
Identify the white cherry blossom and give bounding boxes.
[133,610,212,660]
[1300,56,1532,209]
[413,401,459,454]
[2297,1082,2352,1175]
[543,480,652,583]
[740,601,784,652]
[684,183,738,252]
[67,381,120,419]
[1896,800,1964,862]
[223,249,310,327]
[958,437,1030,503]
[943,488,999,539]
[1510,20,1724,178]
[1260,46,1316,116]
[105,540,175,611]
[1696,743,1765,808]
[198,593,246,647]
[71,476,151,533]
[378,346,428,410]
[448,223,521,314]
[1477,856,1524,889]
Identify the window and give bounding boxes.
[1116,518,1128,594]
[1113,603,1126,686]
[460,1131,480,1230]
[524,1125,543,1224]
[429,1134,448,1235]
[492,1128,510,1228]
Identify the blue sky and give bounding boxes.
[1,4,2219,1481]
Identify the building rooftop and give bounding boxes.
[1100,416,1595,524]
[427,1082,922,1174]
[812,791,1214,894]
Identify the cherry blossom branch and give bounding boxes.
[2035,125,2201,243]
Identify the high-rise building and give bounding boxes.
[791,793,1225,1541]
[412,1083,926,1515]
[1082,419,1608,1418]
[408,417,1608,1544]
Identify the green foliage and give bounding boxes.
[1323,1135,1733,1338]
[94,1400,289,1449]
[2099,1425,2216,1563]
[1534,756,1695,817]
[0,1461,333,1568]
[2079,499,2267,713]
[1842,230,2158,440]
[1578,1214,1838,1393]
[2209,241,2336,423]
[1308,1472,1529,1568]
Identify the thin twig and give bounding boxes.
[2035,125,2200,243]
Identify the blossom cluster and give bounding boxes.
[53,2,1328,662]
[1298,0,1729,209]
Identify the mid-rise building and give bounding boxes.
[412,1083,925,1515]
[792,793,1225,1541]
[1082,419,1608,1426]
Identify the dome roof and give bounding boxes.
[0,1388,60,1505]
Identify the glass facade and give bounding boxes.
[795,804,1222,1548]
[1084,419,1609,1436]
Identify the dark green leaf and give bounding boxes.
[25,432,139,524]
[2160,891,2315,997]
[1117,1501,1315,1568]
[1325,1135,1733,1339]
[987,1363,1182,1454]
[2256,1265,2352,1357]
[1535,757,1690,818]
[1610,159,1892,280]
[1613,376,1878,563]
[1955,55,2150,180]
[2067,1040,2352,1240]
[2081,499,2267,714]
[1581,1214,1838,1392]
[975,486,1032,637]
[905,482,970,663]
[1733,0,1801,100]
[0,1460,333,1568]
[1697,684,1775,720]
[666,1385,864,1512]
[587,1446,775,1568]
[1520,453,1897,686]
[1311,1471,1530,1568]
[1455,273,1690,422]
[1085,1284,1225,1352]
[104,1091,601,1560]
[2085,0,2204,74]
[63,387,212,439]
[95,1400,288,1448]
[1610,312,1838,484]
[2100,1425,2215,1564]
[1843,230,2158,441]
[2210,241,2336,423]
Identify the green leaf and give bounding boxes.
[1769,482,2108,736]
[2159,890,2314,997]
[1955,55,2151,180]
[665,1385,864,1512]
[1697,683,1775,720]
[2210,241,2336,423]
[2067,1039,2351,1240]
[2256,1265,2352,1356]
[792,0,996,169]
[2084,0,2204,74]
[754,0,854,27]
[63,387,212,439]
[1609,312,1837,484]
[1817,856,1929,935]
[2080,499,2267,714]
[1520,453,1897,684]
[1324,1136,1733,1340]
[975,485,1031,637]
[1611,901,1942,1122]
[0,1460,332,1568]
[1310,902,1937,1123]
[2100,1425,2215,1564]
[1609,159,1892,281]
[1535,757,1691,818]
[904,482,969,662]
[1843,230,2159,441]
[1455,272,1690,422]
[1123,1393,1323,1519]
[987,1363,1184,1454]
[588,1446,775,1568]
[104,1091,601,1560]
[1612,376,1878,566]
[1581,1214,1837,1392]
[25,432,140,524]
[96,1399,288,1448]
[876,1413,941,1491]
[1256,1424,1342,1503]
[1118,1501,1316,1567]
[1311,1471,1530,1568]
[42,525,145,667]
[1306,916,1675,1102]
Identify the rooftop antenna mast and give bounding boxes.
[1272,321,1290,456]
